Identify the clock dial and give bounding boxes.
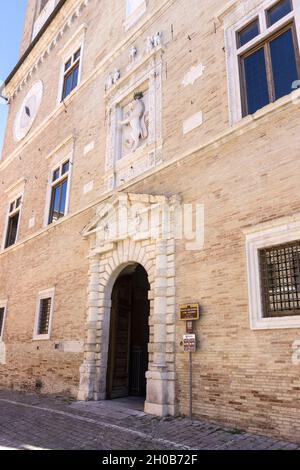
[14,81,43,142]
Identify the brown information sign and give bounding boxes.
[179,303,199,321]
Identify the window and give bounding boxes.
[126,0,145,16]
[48,160,70,224]
[259,241,300,317]
[225,0,300,122]
[240,23,300,116]
[0,303,7,342]
[34,289,55,340]
[61,49,81,101]
[32,0,56,39]
[37,298,52,335]
[125,0,146,29]
[247,221,300,330]
[4,195,22,249]
[267,0,293,26]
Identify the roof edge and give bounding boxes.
[4,0,68,88]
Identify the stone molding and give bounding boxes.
[105,49,163,190]
[78,192,177,416]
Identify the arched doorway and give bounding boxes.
[106,264,150,400]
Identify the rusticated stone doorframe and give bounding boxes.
[78,193,178,416]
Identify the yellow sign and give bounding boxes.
[179,304,199,321]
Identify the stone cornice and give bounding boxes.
[5,0,91,100]
[1,87,299,259]
[5,0,175,100]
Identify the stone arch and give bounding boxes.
[78,233,176,416]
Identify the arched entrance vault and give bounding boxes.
[78,193,178,416]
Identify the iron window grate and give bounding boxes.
[259,240,300,317]
[0,308,5,337]
[38,298,52,335]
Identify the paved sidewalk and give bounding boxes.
[0,390,298,450]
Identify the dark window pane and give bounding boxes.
[16,197,22,208]
[71,65,79,92]
[73,49,81,61]
[243,47,270,114]
[270,28,299,99]
[59,180,68,215]
[49,185,61,223]
[62,161,69,175]
[9,202,15,213]
[49,178,68,224]
[0,307,5,337]
[238,20,260,47]
[267,0,292,27]
[62,63,79,100]
[64,58,72,72]
[5,213,19,248]
[53,168,60,182]
[38,298,52,335]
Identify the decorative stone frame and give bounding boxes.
[125,0,147,30]
[32,0,57,40]
[78,193,177,416]
[33,287,56,341]
[2,179,25,252]
[246,219,300,330]
[0,299,8,365]
[105,48,163,191]
[223,0,300,124]
[0,300,8,343]
[56,23,87,106]
[43,138,74,227]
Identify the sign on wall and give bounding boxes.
[179,304,199,321]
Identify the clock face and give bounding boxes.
[13,80,43,142]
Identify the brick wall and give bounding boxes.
[1,0,300,442]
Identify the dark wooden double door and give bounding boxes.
[106,265,150,399]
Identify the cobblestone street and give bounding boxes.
[0,391,299,450]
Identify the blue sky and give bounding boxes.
[0,1,27,155]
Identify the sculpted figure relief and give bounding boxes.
[119,92,148,152]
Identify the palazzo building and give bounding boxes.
[0,0,300,441]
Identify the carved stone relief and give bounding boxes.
[105,49,163,190]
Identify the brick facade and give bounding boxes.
[0,0,300,442]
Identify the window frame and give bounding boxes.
[246,220,300,330]
[125,0,147,30]
[56,25,86,106]
[239,20,300,116]
[33,288,55,341]
[0,300,8,342]
[3,192,23,250]
[47,158,71,226]
[61,48,81,102]
[225,0,300,124]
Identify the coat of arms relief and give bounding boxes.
[105,45,163,191]
[119,91,149,155]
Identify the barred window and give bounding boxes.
[0,307,5,338]
[38,298,52,335]
[259,241,300,318]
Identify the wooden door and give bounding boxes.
[107,275,132,399]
